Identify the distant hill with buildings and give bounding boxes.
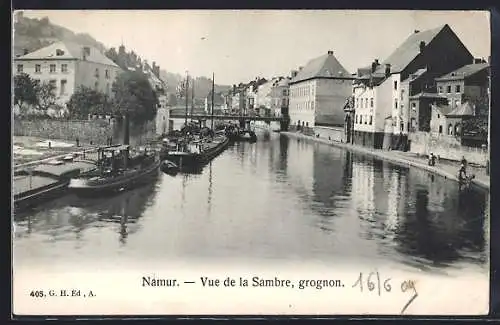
[13,12,230,100]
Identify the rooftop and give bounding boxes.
[374,25,448,75]
[409,92,447,99]
[446,101,475,117]
[432,104,454,115]
[435,63,489,81]
[16,41,120,68]
[291,50,351,84]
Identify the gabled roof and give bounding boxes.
[291,51,351,84]
[16,41,120,68]
[374,25,447,74]
[446,101,475,117]
[435,63,489,81]
[432,104,454,115]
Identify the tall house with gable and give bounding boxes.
[352,24,473,149]
[289,50,354,131]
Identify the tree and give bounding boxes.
[168,93,178,106]
[67,86,112,119]
[14,73,39,115]
[36,81,57,112]
[112,71,158,123]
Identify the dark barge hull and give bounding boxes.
[14,181,68,212]
[68,160,161,197]
[163,137,229,169]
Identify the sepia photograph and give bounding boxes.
[12,9,491,316]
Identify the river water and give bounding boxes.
[12,123,490,314]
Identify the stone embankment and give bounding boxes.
[14,119,113,146]
[282,131,490,190]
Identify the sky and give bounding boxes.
[18,10,490,85]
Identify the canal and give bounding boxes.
[13,126,489,277]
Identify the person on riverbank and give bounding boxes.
[428,152,436,166]
[458,162,468,183]
[461,156,468,169]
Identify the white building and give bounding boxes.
[14,41,122,116]
[289,50,353,130]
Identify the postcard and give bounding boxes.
[12,9,491,316]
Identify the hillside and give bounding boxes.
[13,12,230,100]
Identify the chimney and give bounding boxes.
[327,50,333,55]
[371,59,379,73]
[414,30,420,33]
[291,70,298,78]
[474,58,482,64]
[419,41,426,53]
[22,48,28,55]
[385,64,391,77]
[82,46,90,60]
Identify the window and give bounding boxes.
[356,98,359,108]
[394,99,398,109]
[35,64,41,73]
[355,114,358,124]
[439,125,443,134]
[95,68,99,78]
[448,124,453,135]
[311,101,314,110]
[60,79,67,95]
[359,115,363,124]
[61,64,68,73]
[105,69,110,79]
[49,80,57,95]
[360,99,364,109]
[437,114,440,119]
[365,98,368,108]
[49,64,56,73]
[446,85,451,93]
[438,86,442,93]
[394,80,398,90]
[17,64,23,73]
[370,98,373,108]
[455,85,461,93]
[369,115,373,125]
[400,89,405,100]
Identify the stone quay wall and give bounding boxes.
[409,131,488,166]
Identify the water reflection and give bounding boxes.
[13,130,488,272]
[15,178,159,246]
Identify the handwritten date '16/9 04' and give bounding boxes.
[352,272,418,314]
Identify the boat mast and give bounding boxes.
[184,71,189,127]
[211,72,215,130]
[191,78,195,121]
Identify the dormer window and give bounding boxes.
[55,49,65,56]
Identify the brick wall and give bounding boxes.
[409,131,488,166]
